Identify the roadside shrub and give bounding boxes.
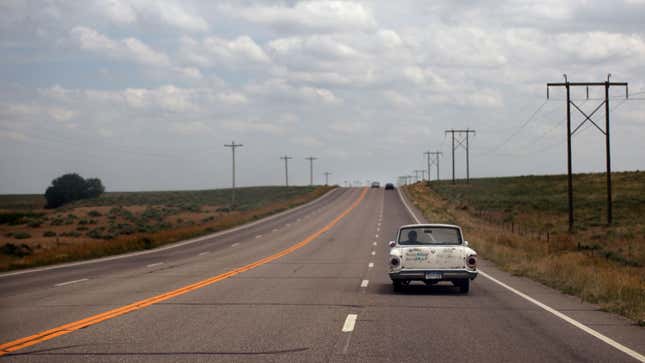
[27,220,42,228]
[42,231,56,237]
[0,212,44,225]
[88,210,102,217]
[60,231,81,238]
[2,243,32,257]
[12,232,31,239]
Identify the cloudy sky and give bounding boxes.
[1,0,644,193]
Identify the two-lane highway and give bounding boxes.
[1,187,643,362]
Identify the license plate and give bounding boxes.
[425,272,442,280]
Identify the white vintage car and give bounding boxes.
[388,224,478,293]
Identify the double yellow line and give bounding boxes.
[0,188,368,356]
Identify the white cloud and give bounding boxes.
[268,35,360,60]
[215,91,248,105]
[180,35,270,67]
[94,0,208,32]
[290,135,323,147]
[71,26,170,67]
[230,1,377,32]
[329,121,366,134]
[47,107,77,121]
[221,120,286,135]
[142,1,208,32]
[97,0,137,24]
[245,78,342,104]
[170,121,208,135]
[555,32,645,61]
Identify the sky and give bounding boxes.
[1,0,644,193]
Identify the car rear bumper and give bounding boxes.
[389,269,477,281]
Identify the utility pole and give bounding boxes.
[413,170,422,182]
[224,141,243,207]
[305,156,318,186]
[547,74,628,231]
[428,151,443,181]
[324,172,331,186]
[445,129,476,184]
[280,155,292,187]
[424,151,431,181]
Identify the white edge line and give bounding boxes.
[360,279,369,288]
[0,188,340,278]
[396,185,645,362]
[54,278,88,287]
[342,314,358,332]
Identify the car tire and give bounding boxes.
[456,279,470,293]
[393,280,404,292]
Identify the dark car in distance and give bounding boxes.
[371,181,380,188]
[385,183,395,190]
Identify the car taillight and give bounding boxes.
[390,257,400,267]
[466,255,477,268]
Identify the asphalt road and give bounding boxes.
[0,187,643,362]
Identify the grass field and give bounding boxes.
[0,186,332,271]
[404,171,644,323]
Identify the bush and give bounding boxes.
[12,232,31,239]
[2,243,32,257]
[60,231,81,238]
[0,212,44,225]
[43,231,56,237]
[44,173,105,208]
[88,210,102,217]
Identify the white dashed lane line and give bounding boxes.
[146,262,163,268]
[371,251,376,256]
[231,243,240,247]
[198,252,209,256]
[342,314,358,332]
[368,262,374,268]
[360,280,369,288]
[375,234,379,238]
[256,235,262,239]
[54,278,88,287]
[373,242,377,246]
[272,228,279,232]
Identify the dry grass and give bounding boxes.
[0,186,332,271]
[404,180,644,324]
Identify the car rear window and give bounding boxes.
[397,227,462,245]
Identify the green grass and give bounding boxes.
[430,171,645,232]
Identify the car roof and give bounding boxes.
[399,223,461,229]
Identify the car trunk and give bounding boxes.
[400,246,465,270]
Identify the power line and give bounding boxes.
[480,99,548,156]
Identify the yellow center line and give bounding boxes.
[0,188,369,356]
